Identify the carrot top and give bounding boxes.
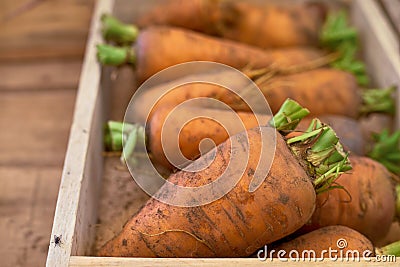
[104,121,145,164]
[286,118,352,194]
[368,128,400,174]
[360,86,396,115]
[96,44,136,66]
[321,11,369,86]
[101,14,138,45]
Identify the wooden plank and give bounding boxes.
[0,166,61,267]
[379,0,400,38]
[352,0,400,129]
[46,1,114,266]
[0,61,82,91]
[0,89,76,167]
[69,256,400,267]
[0,0,95,61]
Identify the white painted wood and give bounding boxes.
[69,256,400,267]
[352,0,400,128]
[46,1,115,266]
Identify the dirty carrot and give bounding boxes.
[98,100,351,257]
[302,156,397,243]
[97,26,325,83]
[106,106,271,170]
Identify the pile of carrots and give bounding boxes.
[96,0,400,259]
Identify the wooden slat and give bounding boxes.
[0,61,82,91]
[0,0,95,61]
[352,0,400,129]
[46,1,114,266]
[0,89,76,167]
[379,0,400,38]
[0,166,61,267]
[69,256,400,267]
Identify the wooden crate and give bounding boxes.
[47,0,400,266]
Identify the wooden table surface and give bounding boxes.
[0,1,94,266]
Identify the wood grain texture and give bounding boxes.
[0,0,94,267]
[379,0,400,38]
[0,0,95,61]
[0,89,76,167]
[0,61,82,91]
[46,1,114,266]
[0,166,61,267]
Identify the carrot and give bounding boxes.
[268,226,400,259]
[105,106,270,170]
[302,156,397,243]
[96,26,325,83]
[127,0,326,49]
[148,106,271,169]
[253,68,361,116]
[122,67,394,125]
[360,114,394,146]
[97,100,352,257]
[101,11,370,86]
[298,115,366,155]
[266,226,374,258]
[376,221,400,248]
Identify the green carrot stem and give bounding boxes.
[368,129,400,175]
[105,121,124,151]
[101,14,139,45]
[269,99,310,131]
[104,121,146,160]
[96,44,136,66]
[287,118,352,194]
[377,240,400,256]
[360,86,396,115]
[321,11,369,86]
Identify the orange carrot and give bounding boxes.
[269,226,374,258]
[97,26,324,83]
[125,68,393,126]
[106,106,270,170]
[98,101,352,257]
[302,156,397,243]
[148,106,270,169]
[131,0,326,49]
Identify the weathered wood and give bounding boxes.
[379,0,400,38]
[0,0,95,61]
[69,256,400,267]
[0,61,82,91]
[0,89,76,167]
[0,166,62,267]
[45,1,114,267]
[352,0,400,129]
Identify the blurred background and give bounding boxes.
[0,0,398,266]
[0,1,94,266]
